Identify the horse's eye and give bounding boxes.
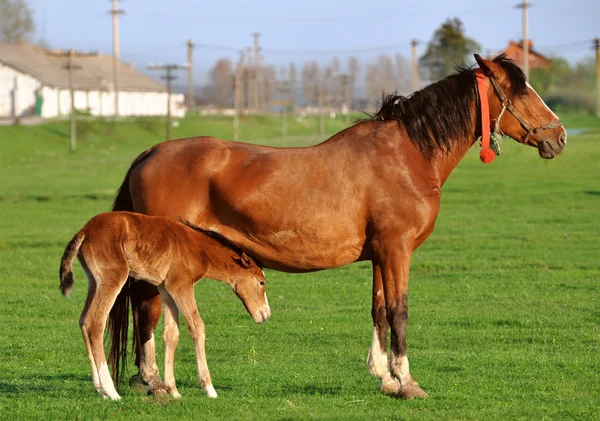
[259,281,265,286]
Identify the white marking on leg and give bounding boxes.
[390,355,412,387]
[98,361,121,401]
[367,326,389,378]
[205,384,217,398]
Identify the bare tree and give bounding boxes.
[348,56,360,108]
[301,60,320,106]
[202,58,233,107]
[395,53,410,94]
[366,54,397,104]
[263,64,277,111]
[289,63,297,110]
[0,0,35,42]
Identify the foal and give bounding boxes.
[59,211,270,401]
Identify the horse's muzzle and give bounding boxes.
[253,304,271,324]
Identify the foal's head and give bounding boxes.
[474,54,567,159]
[227,251,270,324]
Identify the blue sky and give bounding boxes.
[32,0,599,85]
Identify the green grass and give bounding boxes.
[0,114,599,420]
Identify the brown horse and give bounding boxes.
[108,54,566,399]
[60,211,270,400]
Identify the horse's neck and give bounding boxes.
[433,138,476,187]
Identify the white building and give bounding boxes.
[0,41,185,119]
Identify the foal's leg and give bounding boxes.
[378,243,428,399]
[168,284,217,398]
[158,288,181,399]
[367,262,401,395]
[79,264,100,393]
[130,282,166,394]
[83,271,129,401]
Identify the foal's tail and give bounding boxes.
[108,146,156,384]
[59,232,84,297]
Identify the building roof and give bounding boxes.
[499,40,550,67]
[0,41,166,92]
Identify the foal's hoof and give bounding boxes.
[129,374,150,395]
[379,378,401,395]
[396,380,428,400]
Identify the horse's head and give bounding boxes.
[230,251,271,323]
[474,54,567,159]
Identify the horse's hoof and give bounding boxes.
[148,385,168,396]
[205,384,218,399]
[379,379,401,395]
[129,374,150,395]
[396,380,428,400]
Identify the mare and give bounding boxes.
[107,54,566,399]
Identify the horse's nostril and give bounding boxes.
[559,133,567,146]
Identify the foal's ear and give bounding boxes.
[474,54,502,80]
[233,252,252,268]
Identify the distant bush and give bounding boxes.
[135,117,162,135]
[544,91,596,115]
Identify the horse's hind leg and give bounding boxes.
[79,262,100,394]
[367,262,401,395]
[158,288,181,398]
[167,283,217,398]
[83,268,129,401]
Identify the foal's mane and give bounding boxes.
[178,218,253,261]
[368,54,527,159]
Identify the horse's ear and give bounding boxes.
[233,252,252,268]
[240,252,252,268]
[474,54,502,80]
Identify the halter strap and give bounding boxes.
[487,76,562,144]
[474,69,495,164]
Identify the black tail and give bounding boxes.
[107,146,156,385]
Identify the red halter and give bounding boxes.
[474,68,495,164]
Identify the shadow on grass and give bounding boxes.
[281,382,342,396]
[4,193,115,203]
[584,190,600,196]
[0,373,90,397]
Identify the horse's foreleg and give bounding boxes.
[130,281,166,394]
[378,244,428,400]
[169,285,217,399]
[367,262,401,395]
[159,288,181,399]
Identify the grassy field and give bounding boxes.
[0,114,598,420]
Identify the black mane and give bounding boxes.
[369,54,527,159]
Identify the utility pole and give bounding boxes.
[280,67,288,140]
[253,32,261,113]
[108,0,124,118]
[317,83,325,137]
[246,46,254,113]
[48,49,97,151]
[147,64,189,141]
[289,62,296,115]
[410,39,420,92]
[595,38,600,118]
[516,0,530,79]
[187,39,195,112]
[341,73,350,126]
[233,51,245,141]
